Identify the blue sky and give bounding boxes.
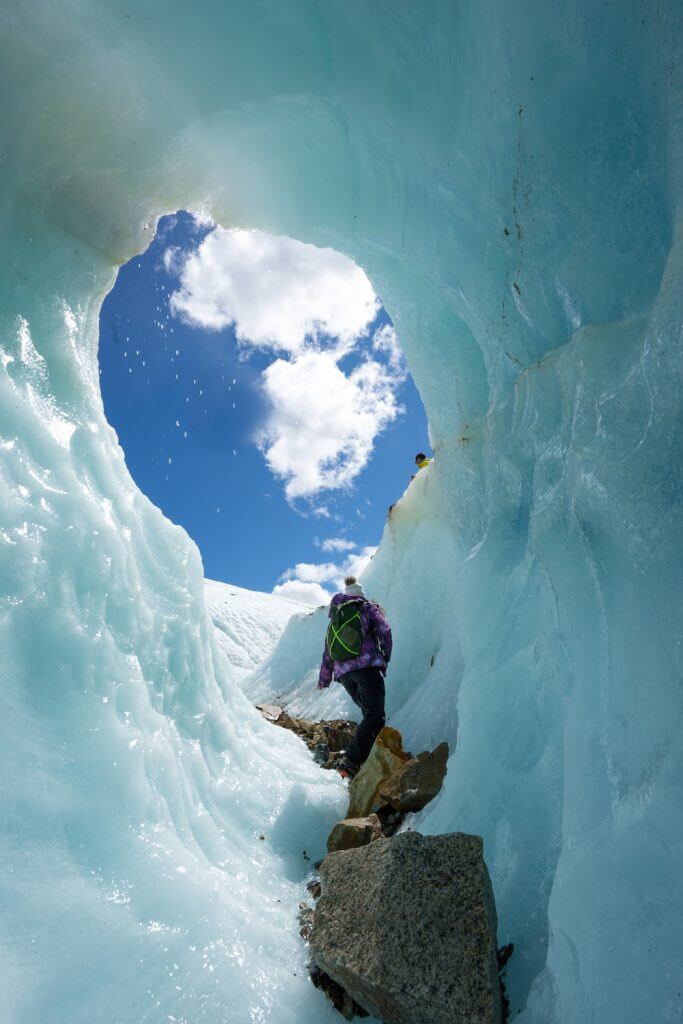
[99,212,429,602]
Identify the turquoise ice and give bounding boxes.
[1,2,682,1022]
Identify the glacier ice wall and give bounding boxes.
[2,1,682,1022]
[204,579,306,682]
[0,308,347,1023]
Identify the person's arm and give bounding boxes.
[369,603,393,664]
[318,640,333,688]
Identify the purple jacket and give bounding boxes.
[318,594,393,687]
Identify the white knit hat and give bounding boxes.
[344,581,365,597]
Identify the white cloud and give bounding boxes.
[187,207,215,229]
[167,223,407,502]
[283,561,340,585]
[257,350,404,499]
[372,323,405,374]
[343,546,378,580]
[168,228,378,356]
[318,537,357,553]
[276,545,377,599]
[272,580,331,606]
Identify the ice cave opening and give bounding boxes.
[96,209,426,602]
[3,3,682,1023]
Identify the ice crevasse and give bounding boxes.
[1,2,682,1022]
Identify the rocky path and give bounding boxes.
[255,702,357,770]
[255,706,512,1024]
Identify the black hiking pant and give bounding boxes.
[339,667,386,768]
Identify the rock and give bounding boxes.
[309,725,327,747]
[497,944,514,1023]
[255,703,284,722]
[310,831,502,1024]
[313,742,330,765]
[327,814,382,853]
[340,992,358,1021]
[272,709,299,733]
[346,726,410,819]
[323,722,355,752]
[310,966,369,1020]
[375,805,405,837]
[378,740,449,813]
[298,903,314,940]
[322,750,346,771]
[306,878,322,900]
[262,708,358,757]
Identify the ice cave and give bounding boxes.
[1,2,682,1022]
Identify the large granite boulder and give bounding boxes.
[346,726,410,818]
[310,831,501,1024]
[378,741,449,813]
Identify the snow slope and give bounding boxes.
[1,3,682,1023]
[205,578,307,682]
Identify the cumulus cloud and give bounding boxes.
[167,223,407,502]
[276,545,377,601]
[372,323,405,374]
[317,537,357,553]
[168,228,378,356]
[343,546,379,581]
[272,579,331,606]
[281,561,339,584]
[257,350,404,499]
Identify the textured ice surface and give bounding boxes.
[2,2,682,1023]
[205,578,306,681]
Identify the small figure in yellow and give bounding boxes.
[391,452,434,514]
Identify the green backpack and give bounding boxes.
[326,600,364,662]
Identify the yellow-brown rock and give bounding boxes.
[346,726,410,819]
[327,814,382,853]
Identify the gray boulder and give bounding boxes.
[310,831,501,1024]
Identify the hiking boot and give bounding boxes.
[337,756,359,781]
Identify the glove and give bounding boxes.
[317,680,331,690]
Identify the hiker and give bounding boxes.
[318,576,392,778]
[410,451,432,480]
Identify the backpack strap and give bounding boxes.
[327,607,362,656]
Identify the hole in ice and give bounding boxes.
[98,210,428,605]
